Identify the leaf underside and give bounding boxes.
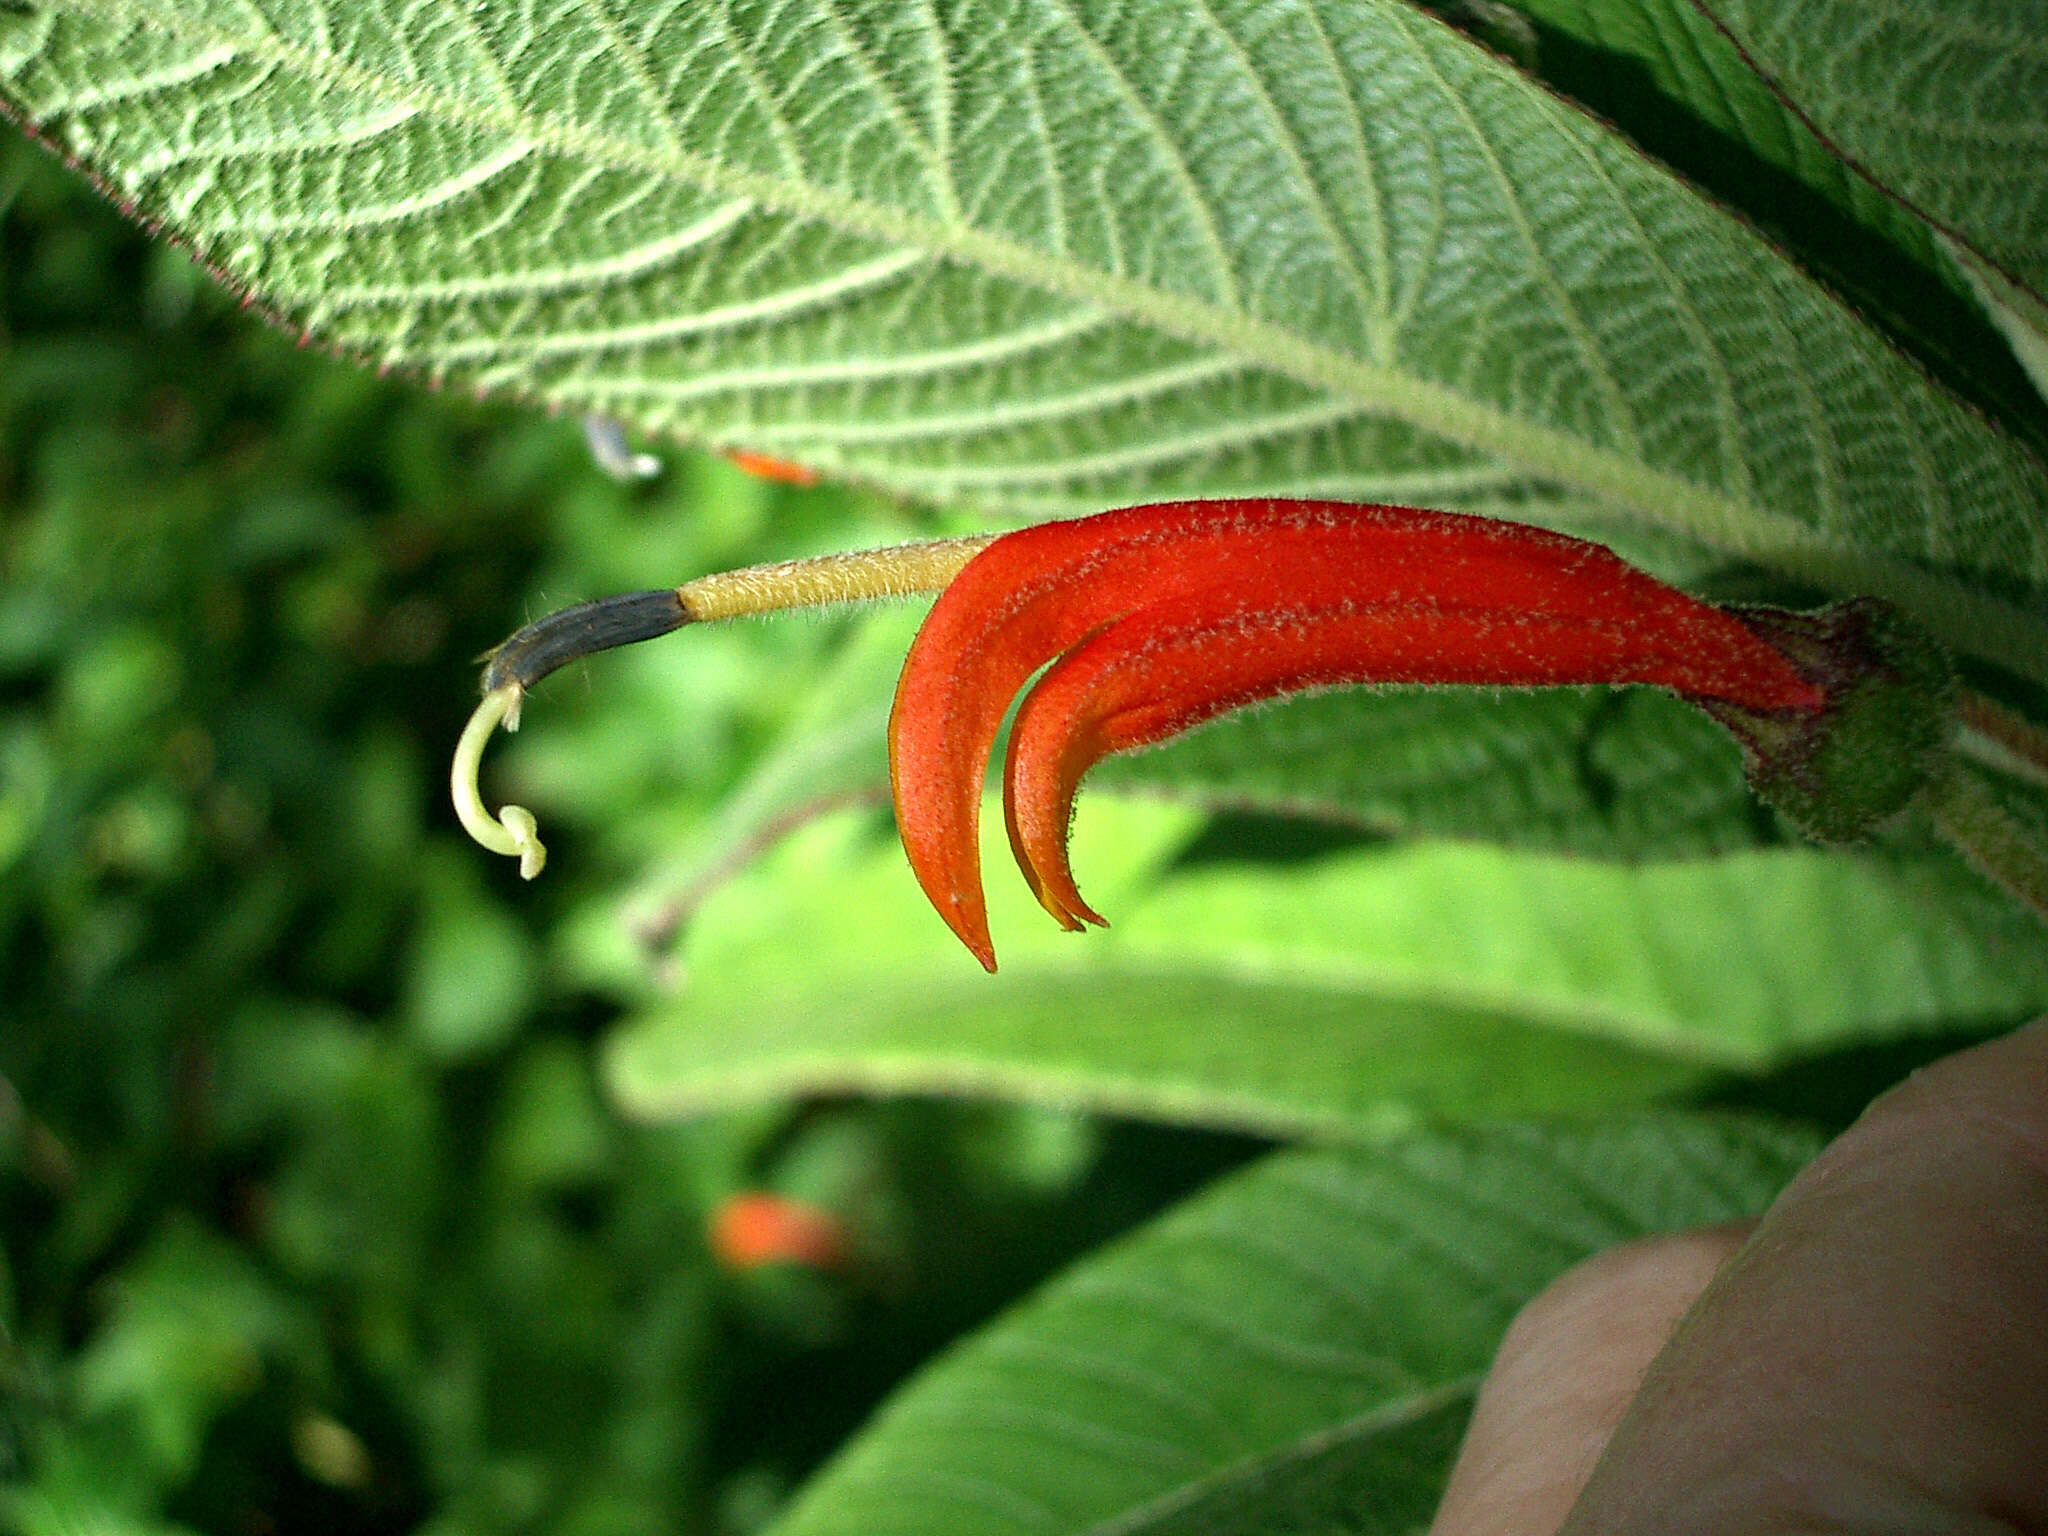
[605,800,2048,1139]
[1503,0,2048,438]
[1692,0,2048,307]
[1094,682,1776,858]
[3,0,2045,682]
[759,1116,1818,1536]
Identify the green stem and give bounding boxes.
[1928,761,2048,930]
[1956,689,2048,789]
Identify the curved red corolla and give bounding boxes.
[890,499,1825,970]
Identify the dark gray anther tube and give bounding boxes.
[481,590,689,695]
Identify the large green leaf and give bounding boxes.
[761,1115,1818,1536]
[1096,683,1774,858]
[602,798,2048,1137]
[1694,0,2047,307]
[1500,0,2048,436]
[3,1,2044,678]
[1503,0,1938,264]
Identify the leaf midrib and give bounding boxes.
[37,0,2048,679]
[1079,1375,1480,1536]
[38,1,1677,502]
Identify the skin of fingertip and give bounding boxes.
[1555,1017,2048,1536]
[1428,1226,1752,1536]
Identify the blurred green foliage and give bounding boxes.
[0,134,1259,1534]
[4,0,2045,1524]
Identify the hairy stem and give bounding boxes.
[1929,760,2048,929]
[1956,689,2048,790]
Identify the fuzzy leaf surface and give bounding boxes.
[1500,0,1934,268]
[1694,0,2048,305]
[1491,0,2048,485]
[1094,683,1774,858]
[761,1116,1817,1536]
[3,0,2046,677]
[603,800,2048,1137]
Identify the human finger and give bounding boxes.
[1428,1224,1749,1536]
[1561,1017,2048,1534]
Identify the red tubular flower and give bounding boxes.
[708,1191,850,1273]
[891,499,1827,970]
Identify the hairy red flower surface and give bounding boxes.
[891,499,1826,970]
